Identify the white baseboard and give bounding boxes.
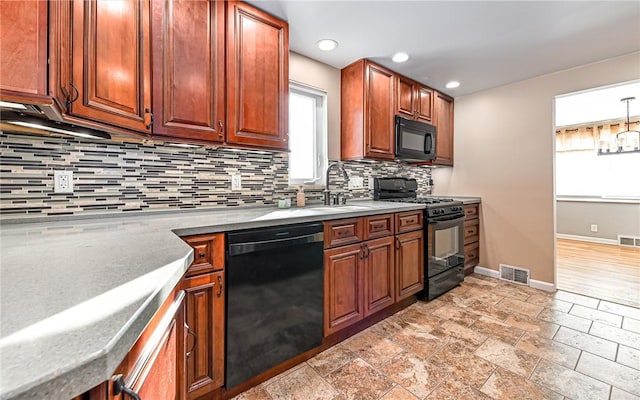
[474,266,556,292]
[530,279,556,292]
[473,266,499,279]
[556,233,617,245]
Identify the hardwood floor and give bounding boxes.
[556,238,640,308]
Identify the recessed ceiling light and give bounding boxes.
[316,39,338,51]
[392,52,410,63]
[445,81,460,89]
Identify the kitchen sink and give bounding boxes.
[309,205,371,211]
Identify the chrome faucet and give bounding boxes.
[324,162,350,205]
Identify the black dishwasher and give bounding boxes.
[225,222,324,389]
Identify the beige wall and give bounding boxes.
[289,51,341,160]
[432,52,640,284]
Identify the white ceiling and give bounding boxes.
[248,1,640,97]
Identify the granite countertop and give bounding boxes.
[448,196,481,204]
[0,200,425,400]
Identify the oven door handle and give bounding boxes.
[430,215,465,225]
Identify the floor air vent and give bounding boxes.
[618,235,640,248]
[499,264,530,285]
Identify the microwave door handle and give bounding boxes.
[424,134,433,153]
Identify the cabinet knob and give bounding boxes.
[199,252,206,259]
[217,275,223,297]
[218,120,224,137]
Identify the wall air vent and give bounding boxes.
[499,264,530,285]
[618,235,640,248]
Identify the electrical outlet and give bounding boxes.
[54,171,74,193]
[348,177,364,189]
[590,224,598,232]
[231,174,242,191]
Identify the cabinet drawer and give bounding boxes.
[183,233,225,276]
[363,214,394,240]
[324,218,363,248]
[464,223,479,245]
[464,241,479,258]
[395,211,424,233]
[464,217,479,228]
[464,204,478,218]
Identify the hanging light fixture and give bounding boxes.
[598,97,640,155]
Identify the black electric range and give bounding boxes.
[374,177,465,300]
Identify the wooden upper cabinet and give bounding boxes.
[395,75,432,123]
[416,85,433,123]
[341,59,395,160]
[151,0,225,142]
[0,0,48,98]
[396,76,415,120]
[66,0,152,133]
[226,1,289,150]
[433,92,454,166]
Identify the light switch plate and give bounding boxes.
[231,174,242,191]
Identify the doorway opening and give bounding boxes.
[554,80,640,308]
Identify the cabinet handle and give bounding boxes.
[217,275,223,297]
[65,82,79,107]
[359,244,365,260]
[199,252,206,259]
[373,223,384,231]
[395,237,400,249]
[363,244,370,258]
[186,327,197,358]
[145,108,154,130]
[112,374,141,400]
[218,120,224,137]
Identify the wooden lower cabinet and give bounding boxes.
[109,290,186,400]
[363,236,395,316]
[395,230,424,301]
[324,243,365,336]
[183,272,225,400]
[324,212,424,336]
[463,203,481,275]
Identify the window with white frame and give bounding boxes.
[288,82,327,185]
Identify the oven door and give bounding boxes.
[427,215,465,278]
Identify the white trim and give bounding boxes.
[530,279,556,292]
[473,266,499,279]
[475,266,555,292]
[556,233,617,245]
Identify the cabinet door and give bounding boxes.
[227,1,289,150]
[365,61,395,159]
[110,291,186,400]
[363,237,395,317]
[433,92,454,166]
[70,0,152,133]
[0,0,47,97]
[324,244,364,336]
[395,231,424,301]
[183,272,225,399]
[396,75,415,119]
[416,85,433,123]
[151,0,225,142]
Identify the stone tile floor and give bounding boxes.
[232,274,640,400]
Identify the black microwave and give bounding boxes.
[395,115,436,161]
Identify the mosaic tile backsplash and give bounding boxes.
[0,132,432,219]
